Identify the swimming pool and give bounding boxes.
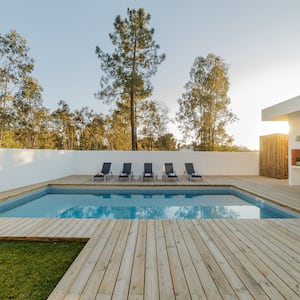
[0,187,297,219]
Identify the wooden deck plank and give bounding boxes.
[208,219,284,299]
[172,220,207,299]
[30,218,60,237]
[198,220,254,299]
[144,220,159,300]
[66,219,118,298]
[241,220,300,276]
[75,219,100,237]
[0,218,30,236]
[253,220,300,255]
[7,218,38,236]
[242,220,300,266]
[128,220,147,299]
[79,220,124,299]
[261,219,300,244]
[155,220,175,299]
[192,220,239,299]
[235,220,300,292]
[204,220,268,299]
[181,220,223,299]
[112,220,139,299]
[163,220,191,298]
[223,220,298,299]
[97,220,132,297]
[276,219,300,235]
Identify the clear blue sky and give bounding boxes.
[1,0,300,149]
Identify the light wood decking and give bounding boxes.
[0,218,299,299]
[0,176,299,299]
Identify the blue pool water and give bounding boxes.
[0,187,297,219]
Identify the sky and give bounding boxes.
[1,0,300,150]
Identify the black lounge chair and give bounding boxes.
[118,163,132,181]
[164,163,178,181]
[185,163,202,181]
[93,162,112,181]
[143,163,154,181]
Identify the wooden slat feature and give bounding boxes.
[0,218,299,299]
[260,133,288,179]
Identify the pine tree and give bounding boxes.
[95,8,165,150]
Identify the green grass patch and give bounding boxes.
[0,240,85,300]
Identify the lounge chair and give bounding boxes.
[164,163,178,181]
[185,163,202,181]
[118,163,132,181]
[93,162,112,181]
[143,163,154,181]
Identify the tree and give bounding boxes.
[176,53,238,150]
[155,133,177,151]
[95,8,165,150]
[0,30,35,146]
[75,108,106,150]
[51,100,76,149]
[138,99,171,150]
[104,100,131,150]
[13,76,47,148]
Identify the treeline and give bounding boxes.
[0,30,176,150]
[1,8,246,152]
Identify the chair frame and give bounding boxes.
[93,162,112,181]
[118,163,133,181]
[143,163,154,181]
[164,163,178,181]
[184,163,202,181]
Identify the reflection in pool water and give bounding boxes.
[58,205,240,219]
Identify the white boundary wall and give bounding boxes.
[0,149,259,192]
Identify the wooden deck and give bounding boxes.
[0,176,299,299]
[0,218,299,299]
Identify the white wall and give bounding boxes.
[0,149,259,192]
[288,111,300,185]
[73,150,259,177]
[0,149,74,192]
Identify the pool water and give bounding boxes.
[0,187,297,219]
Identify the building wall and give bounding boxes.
[0,149,259,192]
[288,111,300,185]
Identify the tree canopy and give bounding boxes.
[95,8,165,150]
[176,53,238,150]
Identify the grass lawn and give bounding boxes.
[0,240,85,300]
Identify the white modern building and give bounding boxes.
[262,95,300,185]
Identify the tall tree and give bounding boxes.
[176,53,238,150]
[95,8,165,150]
[13,76,45,148]
[0,30,35,146]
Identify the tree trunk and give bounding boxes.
[130,89,137,150]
